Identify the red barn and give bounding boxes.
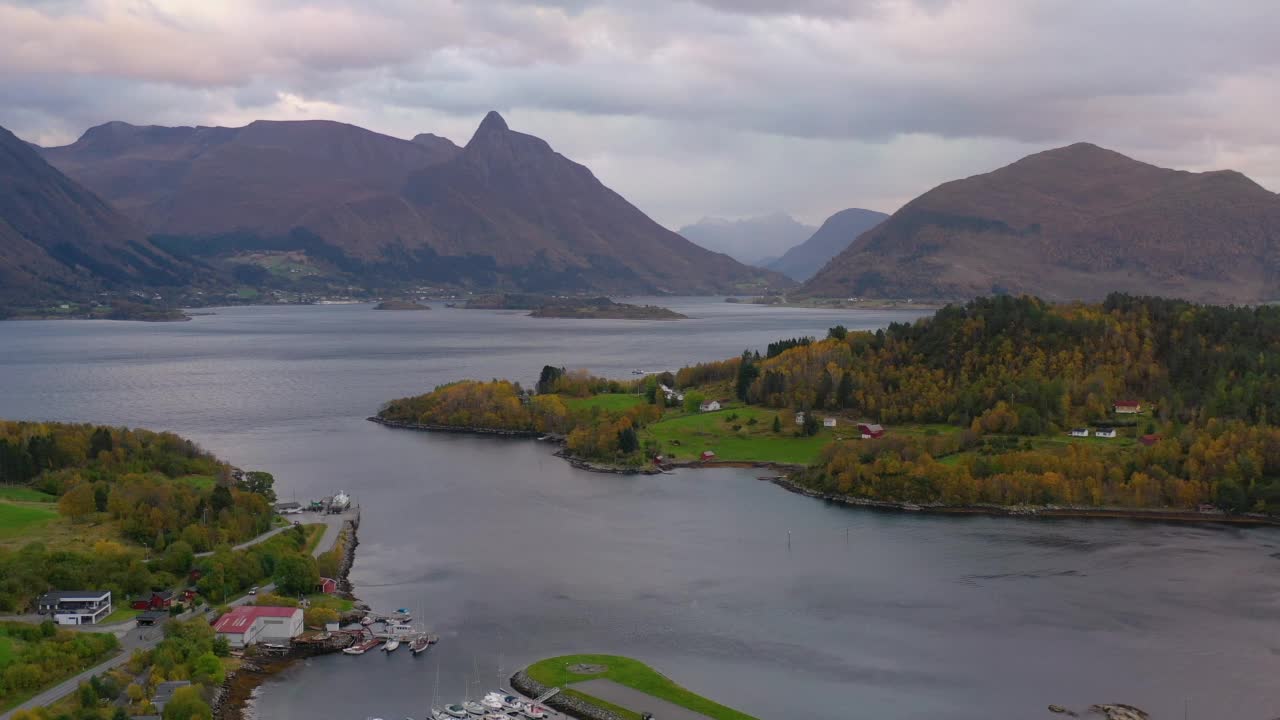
[858,423,886,439]
[317,577,338,595]
[700,450,716,461]
[1139,434,1161,447]
[130,590,175,611]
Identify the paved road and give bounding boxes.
[0,509,356,720]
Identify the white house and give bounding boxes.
[1069,428,1090,438]
[699,400,722,412]
[795,412,805,425]
[1095,427,1117,438]
[36,590,112,625]
[659,384,684,403]
[823,418,838,428]
[1114,401,1142,414]
[213,606,304,648]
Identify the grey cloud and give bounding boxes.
[1,0,1278,225]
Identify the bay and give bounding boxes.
[2,298,1277,719]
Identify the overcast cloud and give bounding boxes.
[2,0,1277,226]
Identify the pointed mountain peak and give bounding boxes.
[477,111,509,134]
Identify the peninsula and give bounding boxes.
[373,294,1280,522]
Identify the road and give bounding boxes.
[0,508,356,720]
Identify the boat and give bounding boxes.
[410,636,431,654]
[344,638,381,655]
[520,705,548,720]
[498,696,522,711]
[383,638,400,652]
[390,622,415,634]
[443,706,468,719]
[431,712,453,720]
[480,695,504,711]
[360,615,375,626]
[464,701,486,716]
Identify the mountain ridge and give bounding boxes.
[767,207,888,281]
[38,113,787,295]
[678,212,816,266]
[800,143,1280,303]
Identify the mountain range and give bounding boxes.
[34,112,787,297]
[678,213,816,266]
[801,143,1280,304]
[0,125,191,303]
[766,208,888,281]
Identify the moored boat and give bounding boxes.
[383,638,401,652]
[410,636,431,654]
[520,705,548,719]
[443,705,468,719]
[463,701,486,715]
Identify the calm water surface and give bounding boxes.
[2,299,1278,720]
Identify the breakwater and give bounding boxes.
[510,672,627,720]
[769,475,1279,526]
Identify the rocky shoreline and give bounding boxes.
[769,475,1280,526]
[368,415,542,438]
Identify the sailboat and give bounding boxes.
[431,659,454,720]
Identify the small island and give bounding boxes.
[513,654,757,720]
[466,293,687,320]
[374,299,432,311]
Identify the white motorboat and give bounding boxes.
[481,696,504,711]
[463,701,486,716]
[431,711,452,720]
[383,639,400,652]
[443,706,468,719]
[520,705,548,720]
[360,615,375,626]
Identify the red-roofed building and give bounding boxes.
[1139,434,1161,447]
[317,577,338,595]
[858,423,886,439]
[212,606,303,648]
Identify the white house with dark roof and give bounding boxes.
[36,590,112,625]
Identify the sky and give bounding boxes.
[2,0,1278,228]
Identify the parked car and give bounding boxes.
[248,587,258,596]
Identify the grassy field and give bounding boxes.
[0,486,56,503]
[0,503,60,539]
[643,405,840,465]
[563,394,648,412]
[526,654,758,720]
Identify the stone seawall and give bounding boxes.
[510,672,627,720]
[368,416,542,438]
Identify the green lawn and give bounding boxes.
[643,406,837,465]
[526,654,758,720]
[0,636,13,666]
[102,607,140,624]
[563,394,648,412]
[0,486,56,503]
[305,593,354,613]
[0,502,59,538]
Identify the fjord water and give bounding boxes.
[3,299,1279,720]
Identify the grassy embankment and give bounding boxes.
[526,654,758,720]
